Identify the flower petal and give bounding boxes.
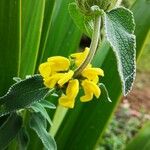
[81,80,101,102]
[58,70,74,86]
[58,96,75,108]
[80,90,93,102]
[83,68,104,76]
[71,47,89,67]
[39,62,51,78]
[59,79,79,108]
[48,56,70,72]
[81,68,104,83]
[44,73,64,88]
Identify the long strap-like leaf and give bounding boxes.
[55,0,150,149]
[0,0,21,95]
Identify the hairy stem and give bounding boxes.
[74,15,101,77]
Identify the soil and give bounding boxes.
[122,70,150,116]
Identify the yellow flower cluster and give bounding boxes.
[39,48,104,108]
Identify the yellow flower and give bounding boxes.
[39,62,51,78]
[39,47,104,108]
[81,68,104,83]
[80,79,101,102]
[43,70,74,88]
[58,70,74,86]
[59,79,79,108]
[71,47,89,67]
[48,56,70,73]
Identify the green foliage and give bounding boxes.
[104,7,136,95]
[0,0,21,95]
[0,113,22,150]
[0,75,49,117]
[0,0,81,149]
[39,100,56,109]
[30,113,57,150]
[55,0,150,149]
[0,0,149,149]
[97,107,144,150]
[126,122,150,150]
[17,127,29,150]
[69,4,136,95]
[38,0,81,62]
[68,2,94,37]
[137,32,150,72]
[20,0,45,77]
[30,102,53,125]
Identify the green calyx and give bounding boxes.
[76,0,118,15]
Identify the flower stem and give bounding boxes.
[74,15,101,77]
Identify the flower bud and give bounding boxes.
[76,0,118,15]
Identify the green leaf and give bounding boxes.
[30,113,57,150]
[17,127,29,150]
[55,0,150,149]
[133,0,150,57]
[30,103,52,125]
[0,75,49,117]
[126,122,150,150]
[104,7,136,95]
[37,0,82,64]
[13,77,22,83]
[40,100,56,109]
[20,0,45,77]
[0,0,21,95]
[36,0,55,69]
[0,113,22,150]
[68,2,93,37]
[99,83,111,102]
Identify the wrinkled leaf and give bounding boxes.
[104,7,136,95]
[30,103,52,125]
[69,2,93,37]
[0,75,49,117]
[30,113,57,150]
[55,0,150,149]
[40,100,56,109]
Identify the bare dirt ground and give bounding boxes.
[122,71,150,117]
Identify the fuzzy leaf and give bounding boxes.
[0,113,22,150]
[104,7,136,95]
[69,2,94,37]
[30,103,52,125]
[30,113,57,150]
[39,100,56,109]
[0,75,49,117]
